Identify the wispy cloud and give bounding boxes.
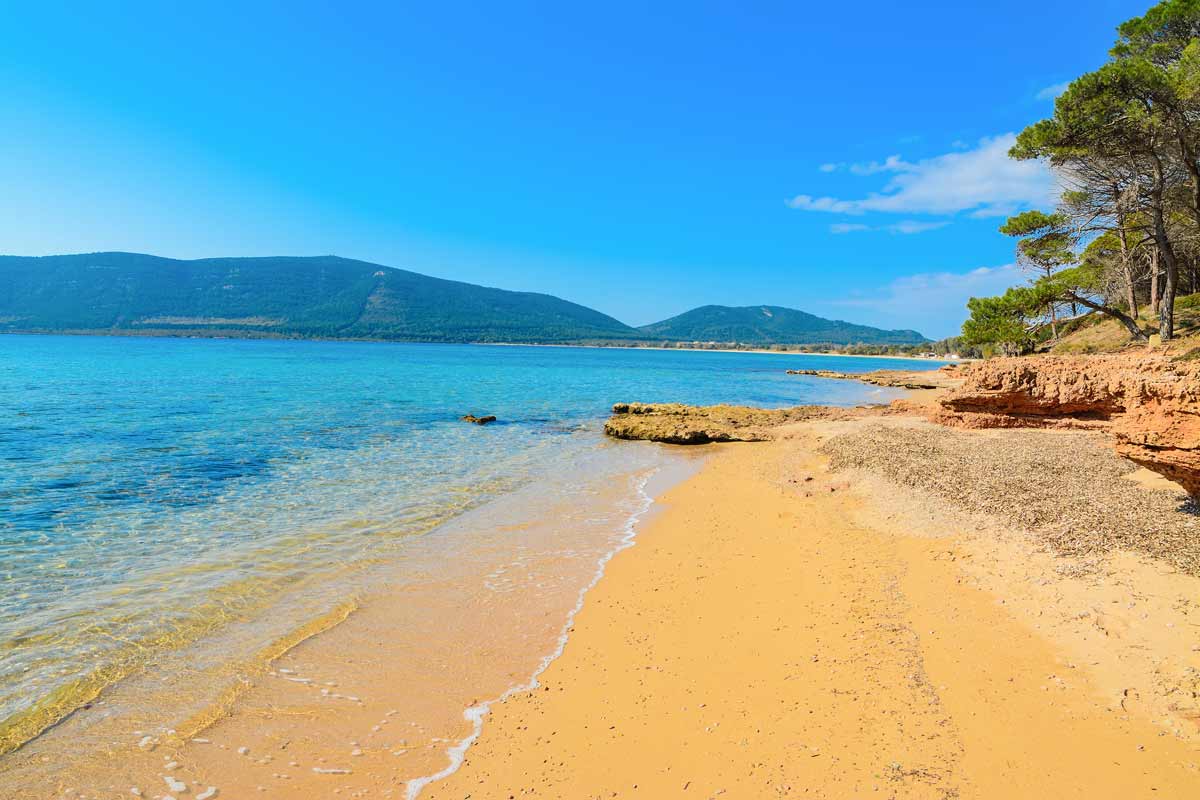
[821,263,1023,338]
[790,195,859,213]
[829,220,949,235]
[1036,81,1070,101]
[816,155,915,176]
[887,220,948,234]
[790,134,1056,219]
[830,222,871,234]
[848,155,915,176]
[835,264,1021,308]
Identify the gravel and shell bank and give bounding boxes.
[820,422,1200,575]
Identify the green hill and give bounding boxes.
[0,252,640,343]
[0,254,929,346]
[637,305,927,346]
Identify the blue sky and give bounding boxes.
[0,0,1149,338]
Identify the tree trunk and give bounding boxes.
[1149,156,1178,340]
[1178,132,1200,232]
[1160,258,1177,340]
[1043,266,1058,339]
[1065,292,1148,341]
[1115,212,1138,321]
[1151,248,1160,314]
[1178,133,1200,299]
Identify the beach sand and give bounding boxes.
[9,418,1199,798]
[423,430,1200,799]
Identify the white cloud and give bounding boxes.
[1036,81,1070,101]
[888,220,949,235]
[815,155,916,176]
[828,220,949,235]
[848,155,915,176]
[830,222,871,234]
[787,134,1056,218]
[822,263,1023,338]
[789,195,861,213]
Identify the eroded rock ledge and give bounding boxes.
[605,356,1198,498]
[936,354,1200,498]
[786,366,961,391]
[604,403,841,444]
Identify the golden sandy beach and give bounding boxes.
[10,415,1199,799]
[13,3,1200,798]
[424,429,1200,799]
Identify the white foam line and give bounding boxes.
[404,467,660,800]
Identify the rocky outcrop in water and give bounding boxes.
[604,403,838,444]
[936,354,1200,498]
[461,414,497,425]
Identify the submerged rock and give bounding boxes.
[461,414,497,425]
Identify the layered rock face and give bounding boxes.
[938,354,1200,498]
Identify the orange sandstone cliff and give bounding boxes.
[936,353,1200,498]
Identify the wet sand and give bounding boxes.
[423,429,1200,799]
[0,449,701,800]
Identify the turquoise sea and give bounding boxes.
[0,334,946,760]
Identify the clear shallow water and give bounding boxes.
[0,335,944,752]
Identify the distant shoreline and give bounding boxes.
[477,341,959,361]
[0,329,954,361]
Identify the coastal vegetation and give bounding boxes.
[0,253,927,347]
[964,0,1200,355]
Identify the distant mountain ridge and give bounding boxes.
[636,305,927,346]
[0,253,927,345]
[0,252,639,343]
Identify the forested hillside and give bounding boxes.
[637,305,927,345]
[0,253,641,343]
